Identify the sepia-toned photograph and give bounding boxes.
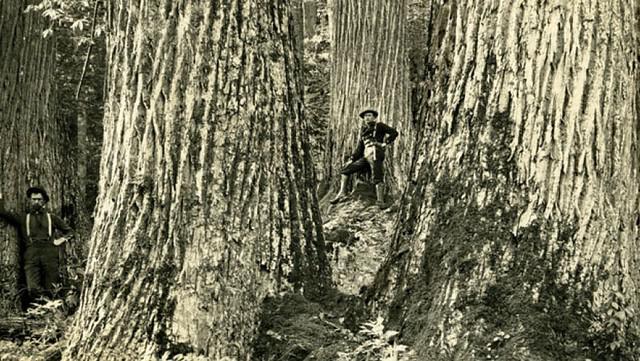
[0,0,638,360]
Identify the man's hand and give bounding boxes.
[54,234,73,246]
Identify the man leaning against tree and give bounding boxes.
[330,108,398,209]
[0,187,73,305]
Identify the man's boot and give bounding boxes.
[330,175,349,204]
[376,183,388,209]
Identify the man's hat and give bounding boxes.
[359,108,379,119]
[26,186,49,202]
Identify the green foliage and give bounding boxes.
[0,284,79,359]
[589,291,640,360]
[25,0,101,41]
[25,297,67,344]
[253,292,416,361]
[59,247,84,314]
[252,292,369,361]
[337,316,417,361]
[25,0,107,222]
[51,0,106,220]
[0,339,60,360]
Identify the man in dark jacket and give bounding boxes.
[0,187,72,301]
[330,108,398,208]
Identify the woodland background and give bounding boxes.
[0,0,639,360]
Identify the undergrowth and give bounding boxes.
[337,316,417,361]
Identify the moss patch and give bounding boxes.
[390,104,621,359]
[399,170,630,360]
[463,221,600,360]
[252,291,368,361]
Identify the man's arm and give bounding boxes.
[351,139,365,161]
[51,214,73,235]
[380,123,399,145]
[0,193,21,227]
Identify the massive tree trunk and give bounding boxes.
[372,1,640,360]
[303,0,318,38]
[303,0,331,191]
[303,0,331,194]
[63,1,329,360]
[324,0,411,195]
[292,0,304,60]
[0,0,66,312]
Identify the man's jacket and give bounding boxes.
[351,121,399,161]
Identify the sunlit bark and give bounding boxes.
[373,1,640,359]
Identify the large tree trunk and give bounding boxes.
[63,1,329,359]
[0,0,66,313]
[324,0,411,195]
[303,0,331,194]
[292,0,305,60]
[303,0,318,38]
[372,1,640,360]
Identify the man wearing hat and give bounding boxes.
[330,108,398,208]
[0,186,72,303]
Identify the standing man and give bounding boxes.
[0,186,72,302]
[330,108,399,208]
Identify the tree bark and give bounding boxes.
[303,0,318,38]
[324,0,411,194]
[303,0,331,194]
[64,1,329,359]
[76,102,88,216]
[292,0,305,60]
[0,0,65,313]
[372,1,640,360]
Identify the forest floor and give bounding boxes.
[253,182,418,361]
[0,299,69,361]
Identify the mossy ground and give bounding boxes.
[252,183,401,361]
[321,180,398,295]
[251,291,365,361]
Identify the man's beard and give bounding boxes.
[29,204,44,213]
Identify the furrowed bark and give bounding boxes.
[373,1,640,359]
[64,1,329,359]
